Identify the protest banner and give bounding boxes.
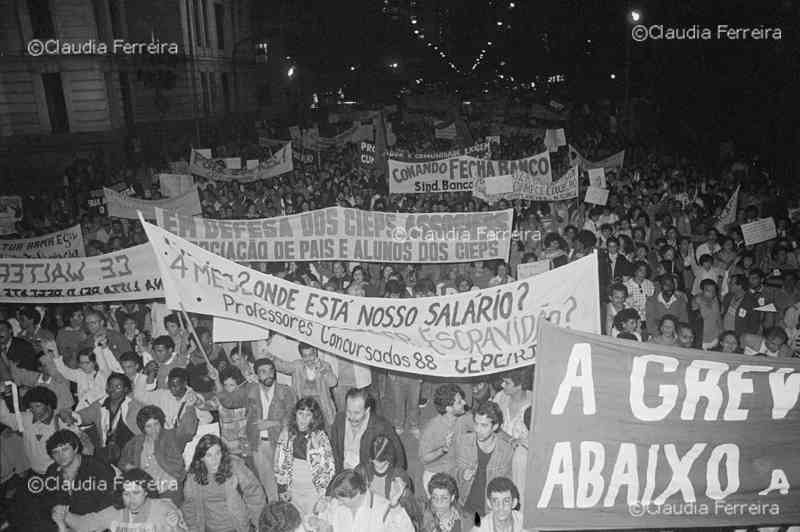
[588,168,607,189]
[360,141,490,167]
[0,244,162,303]
[158,173,195,198]
[169,161,190,174]
[741,217,777,246]
[473,165,577,203]
[715,185,741,232]
[0,225,85,258]
[223,157,242,170]
[569,145,625,170]
[483,176,514,195]
[517,259,550,279]
[104,187,201,220]
[192,148,212,158]
[389,150,552,194]
[189,143,293,182]
[434,122,457,140]
[525,323,800,529]
[584,186,610,206]
[0,196,23,235]
[141,219,600,376]
[87,189,107,215]
[544,128,566,152]
[486,135,501,146]
[155,207,514,263]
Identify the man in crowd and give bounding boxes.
[80,311,131,361]
[419,383,467,496]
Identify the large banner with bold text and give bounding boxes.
[360,141,490,168]
[0,244,163,303]
[389,151,552,194]
[189,144,293,182]
[155,207,513,263]
[0,225,85,258]
[104,187,201,220]
[525,323,800,529]
[141,220,600,376]
[473,166,578,203]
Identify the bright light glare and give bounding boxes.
[287,66,295,78]
[631,10,641,22]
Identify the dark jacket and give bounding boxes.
[245,382,297,449]
[44,454,116,515]
[329,410,407,473]
[4,337,37,371]
[722,291,762,335]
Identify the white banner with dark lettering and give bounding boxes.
[473,166,579,203]
[155,207,513,263]
[0,225,85,258]
[0,244,163,303]
[141,219,600,376]
[189,144,293,182]
[388,151,552,194]
[104,187,201,220]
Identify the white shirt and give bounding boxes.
[259,384,274,439]
[319,491,412,532]
[344,410,370,470]
[134,387,213,428]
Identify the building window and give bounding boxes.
[202,0,210,48]
[29,0,55,39]
[200,72,209,115]
[194,0,203,47]
[221,72,230,113]
[209,72,217,113]
[214,3,225,50]
[41,73,69,133]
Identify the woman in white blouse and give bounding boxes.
[491,368,533,443]
[42,337,116,409]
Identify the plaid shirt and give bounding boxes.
[625,278,655,323]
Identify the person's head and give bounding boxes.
[18,306,40,329]
[167,368,188,399]
[291,396,325,435]
[764,327,789,354]
[486,477,520,520]
[65,307,84,329]
[609,283,628,307]
[414,278,436,297]
[748,269,765,291]
[345,388,371,429]
[119,351,143,379]
[368,434,397,476]
[136,405,166,439]
[729,274,748,295]
[384,279,405,298]
[114,469,159,512]
[500,367,532,394]
[351,265,366,284]
[77,347,98,374]
[633,261,651,281]
[46,429,83,468]
[297,342,318,367]
[196,326,212,347]
[23,386,57,422]
[428,473,459,513]
[700,279,718,299]
[706,228,719,244]
[473,401,503,442]
[0,320,13,345]
[614,308,640,334]
[659,274,676,298]
[84,311,105,335]
[719,331,739,353]
[677,323,695,347]
[455,275,473,293]
[699,254,714,271]
[106,372,132,401]
[332,261,347,278]
[433,383,467,416]
[219,366,245,394]
[659,314,679,338]
[326,469,367,512]
[259,501,302,532]
[189,434,232,485]
[163,313,181,336]
[606,237,620,256]
[152,335,175,363]
[253,358,276,388]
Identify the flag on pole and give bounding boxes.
[715,184,740,232]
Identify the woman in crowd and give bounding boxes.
[649,314,680,346]
[491,368,533,444]
[52,468,187,532]
[358,434,406,500]
[182,434,266,532]
[44,340,115,409]
[274,396,335,514]
[713,330,743,354]
[421,472,464,532]
[55,307,86,368]
[119,404,197,504]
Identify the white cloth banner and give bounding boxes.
[517,260,551,279]
[715,185,740,232]
[158,174,195,198]
[141,220,601,377]
[569,145,625,170]
[473,166,578,203]
[741,217,777,246]
[389,150,552,194]
[0,244,162,303]
[189,144,293,182]
[155,207,514,263]
[104,187,201,220]
[0,225,85,258]
[435,123,457,140]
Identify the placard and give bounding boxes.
[584,186,610,206]
[223,157,242,170]
[587,168,607,189]
[158,174,195,198]
[741,217,777,246]
[0,225,85,258]
[473,166,577,203]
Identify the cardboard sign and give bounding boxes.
[587,168,607,189]
[584,186,610,206]
[158,174,195,198]
[474,166,578,204]
[526,323,800,529]
[741,217,777,246]
[223,157,242,170]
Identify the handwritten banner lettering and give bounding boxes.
[389,151,552,194]
[473,166,578,203]
[189,144,293,182]
[525,323,800,529]
[0,225,85,258]
[104,188,201,220]
[0,244,162,303]
[141,220,601,376]
[155,207,514,263]
[359,141,490,168]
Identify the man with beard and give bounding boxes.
[452,401,513,522]
[246,358,296,500]
[419,384,467,496]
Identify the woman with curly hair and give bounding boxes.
[421,472,463,532]
[274,396,335,514]
[182,434,265,532]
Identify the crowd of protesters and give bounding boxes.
[1,97,799,532]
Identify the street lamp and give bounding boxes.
[630,9,641,22]
[287,66,295,78]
